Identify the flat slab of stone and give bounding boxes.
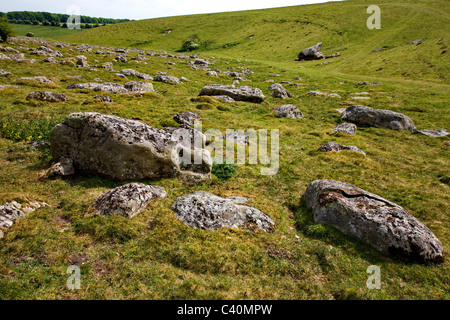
[171,191,275,232]
[199,84,265,103]
[90,183,166,218]
[416,129,449,137]
[318,142,365,156]
[302,179,444,263]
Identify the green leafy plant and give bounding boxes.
[212,163,237,181]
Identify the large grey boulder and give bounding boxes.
[199,84,265,103]
[50,112,212,182]
[171,191,275,232]
[297,42,325,61]
[340,105,416,131]
[302,179,444,263]
[90,183,166,218]
[269,83,293,99]
[273,104,303,119]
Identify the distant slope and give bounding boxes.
[13,24,85,39]
[62,0,450,82]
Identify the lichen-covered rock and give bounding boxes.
[19,76,53,84]
[173,112,201,126]
[41,157,75,179]
[153,75,180,84]
[332,123,357,135]
[416,129,449,137]
[94,95,113,103]
[50,112,212,182]
[26,91,66,102]
[199,84,265,103]
[302,179,444,263]
[76,55,89,68]
[90,183,166,218]
[0,200,50,234]
[297,42,325,61]
[269,83,293,99]
[31,46,63,57]
[318,142,365,156]
[120,68,152,80]
[340,105,416,131]
[273,104,303,119]
[171,191,275,232]
[124,81,154,93]
[67,82,128,94]
[42,57,58,63]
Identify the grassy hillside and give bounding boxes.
[12,24,85,39]
[62,0,450,83]
[0,0,448,300]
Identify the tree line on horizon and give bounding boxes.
[0,11,131,28]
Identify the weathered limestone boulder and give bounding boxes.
[42,57,58,63]
[41,157,75,179]
[31,46,63,57]
[340,105,416,131]
[173,112,201,126]
[0,69,11,76]
[66,82,128,94]
[120,68,152,80]
[273,104,303,119]
[215,95,235,103]
[302,179,444,263]
[90,183,166,218]
[269,83,293,99]
[199,84,265,103]
[0,46,19,54]
[171,191,275,232]
[332,123,357,135]
[26,91,66,102]
[206,71,218,77]
[0,200,50,238]
[101,62,115,72]
[416,129,449,137]
[318,142,365,156]
[94,95,113,103]
[19,76,53,84]
[76,55,89,68]
[297,42,325,61]
[50,112,212,182]
[153,75,180,84]
[124,81,154,93]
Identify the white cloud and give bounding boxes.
[2,0,342,20]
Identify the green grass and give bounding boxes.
[12,24,85,39]
[62,0,450,83]
[0,0,449,300]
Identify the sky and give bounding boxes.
[1,0,343,20]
